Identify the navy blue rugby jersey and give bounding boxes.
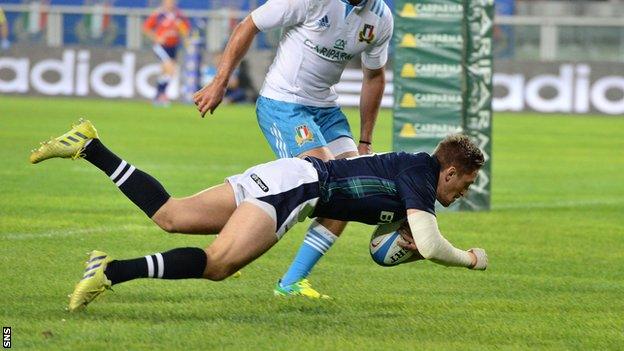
[307,152,440,225]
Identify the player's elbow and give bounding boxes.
[237,16,260,36]
[417,245,438,260]
[414,240,442,260]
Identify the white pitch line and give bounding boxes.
[1,224,155,241]
[493,199,624,210]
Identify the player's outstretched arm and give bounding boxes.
[193,16,259,117]
[398,209,488,270]
[358,67,385,155]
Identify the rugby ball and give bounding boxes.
[369,221,413,267]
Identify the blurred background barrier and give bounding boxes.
[0,0,623,114]
[494,61,624,115]
[2,49,622,115]
[0,45,274,101]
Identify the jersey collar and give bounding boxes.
[339,0,369,9]
[340,0,368,18]
[431,155,441,188]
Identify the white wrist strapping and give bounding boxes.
[469,248,488,270]
[407,211,473,268]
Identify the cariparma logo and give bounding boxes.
[295,125,314,146]
[358,24,375,43]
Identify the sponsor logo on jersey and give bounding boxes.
[295,124,314,146]
[303,39,354,61]
[250,173,269,192]
[333,39,346,51]
[358,24,375,43]
[379,211,395,223]
[317,14,330,28]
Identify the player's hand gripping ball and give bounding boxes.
[370,220,423,266]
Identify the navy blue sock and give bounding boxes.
[83,139,170,217]
[104,247,207,285]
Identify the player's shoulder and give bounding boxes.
[389,152,437,174]
[306,0,333,14]
[390,151,431,163]
[366,0,393,21]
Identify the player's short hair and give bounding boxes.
[433,134,485,175]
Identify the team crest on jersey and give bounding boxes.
[358,24,375,43]
[295,125,314,146]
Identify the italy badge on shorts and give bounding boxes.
[295,125,314,146]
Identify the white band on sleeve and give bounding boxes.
[407,211,473,267]
[327,137,357,157]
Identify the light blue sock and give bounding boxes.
[280,221,338,287]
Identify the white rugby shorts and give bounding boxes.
[226,158,320,239]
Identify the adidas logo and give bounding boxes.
[317,15,330,28]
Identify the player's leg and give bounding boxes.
[153,45,176,105]
[277,107,359,295]
[255,96,329,158]
[69,201,277,312]
[69,158,319,311]
[29,120,233,234]
[202,202,278,280]
[152,183,236,234]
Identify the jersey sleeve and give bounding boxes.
[250,0,308,32]
[143,12,158,31]
[361,12,393,70]
[395,165,436,215]
[0,9,6,25]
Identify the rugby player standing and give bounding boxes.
[193,0,394,298]
[144,0,190,106]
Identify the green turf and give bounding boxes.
[1,96,623,350]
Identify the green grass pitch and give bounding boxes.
[1,96,623,350]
